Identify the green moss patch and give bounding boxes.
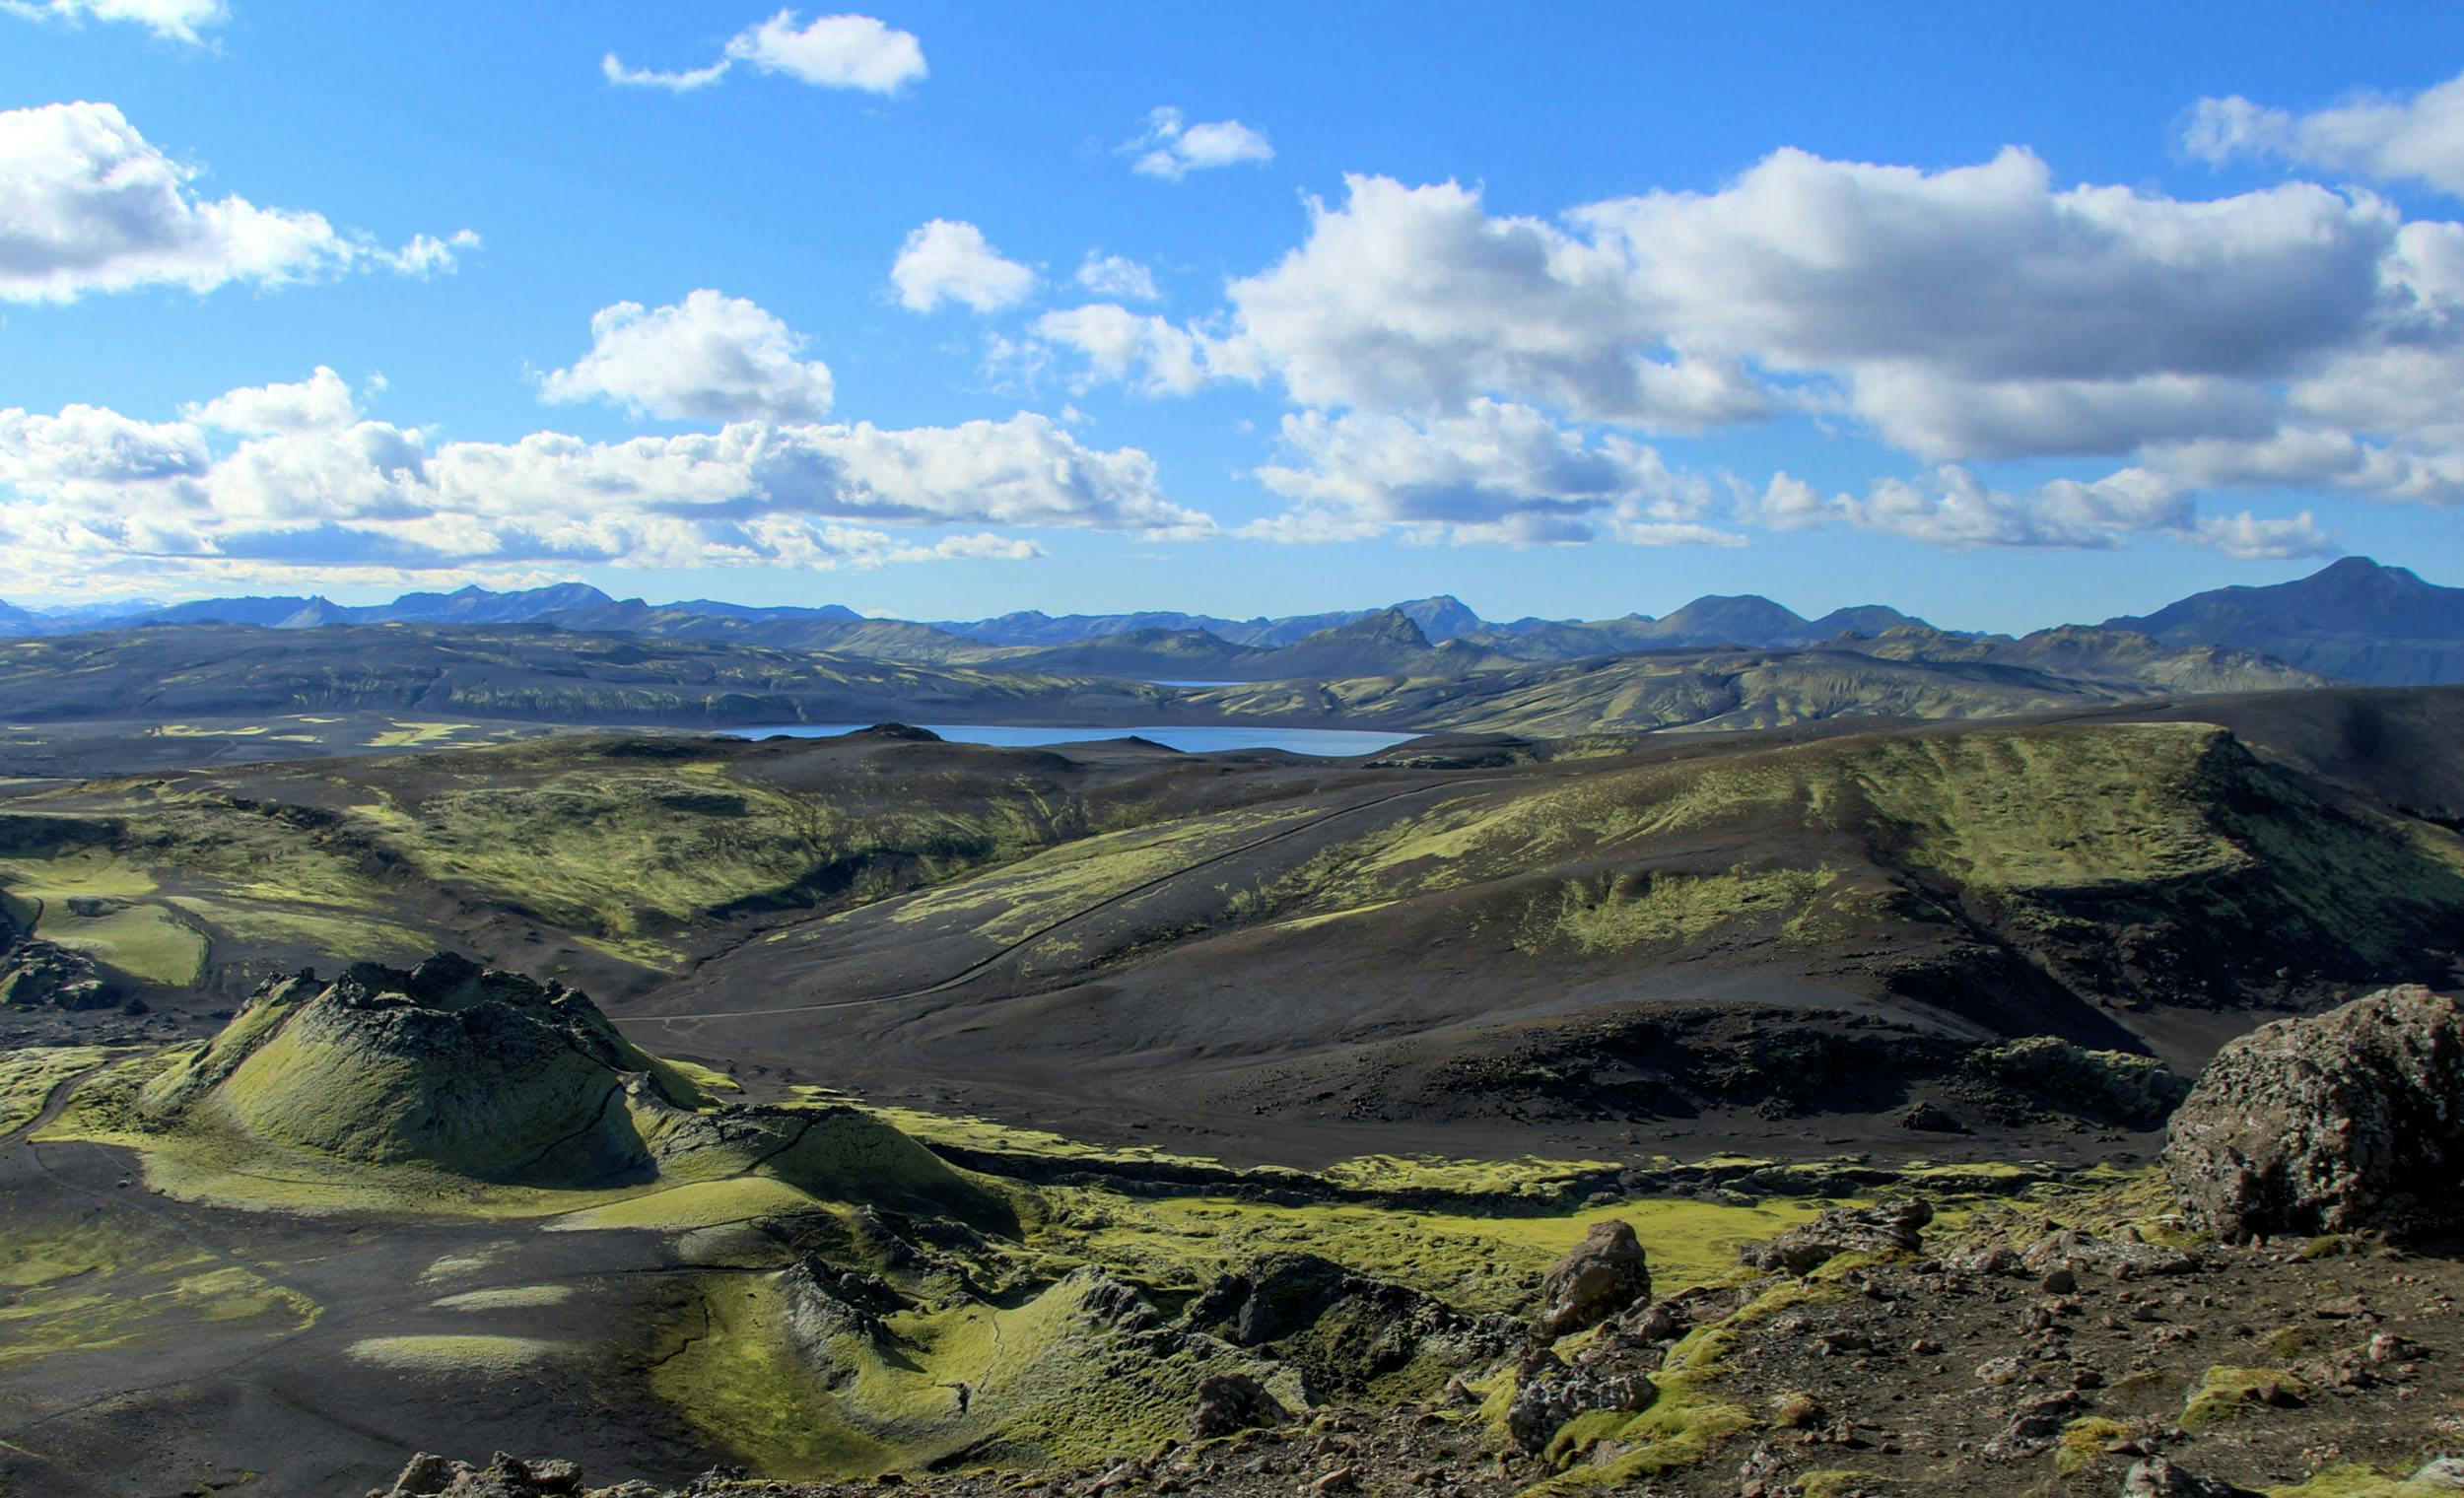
[2183,1364,2311,1430]
[346,1334,564,1373]
[0,1211,316,1374]
[2266,1464,2464,1498]
[0,1045,109,1134]
[428,1285,575,1311]
[651,1266,1284,1479]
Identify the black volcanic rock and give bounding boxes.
[0,938,117,1010]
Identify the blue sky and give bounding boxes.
[5,2,2464,631]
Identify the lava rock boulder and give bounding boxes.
[1531,1218,1652,1340]
[2164,985,2464,1243]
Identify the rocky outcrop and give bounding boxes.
[1189,1372,1289,1439]
[373,1451,609,1498]
[0,937,116,1010]
[1964,1037,2188,1127]
[1530,1218,1651,1340]
[1739,1198,1932,1275]
[2164,986,2464,1242]
[1180,1254,1519,1399]
[1504,1348,1657,1454]
[781,1256,908,1378]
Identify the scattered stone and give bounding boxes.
[1771,1391,1826,1429]
[1736,1444,1794,1498]
[2017,1229,2197,1281]
[372,1453,585,1498]
[1982,1392,2080,1459]
[1180,1254,1518,1397]
[384,1454,457,1497]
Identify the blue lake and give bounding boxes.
[724,723,1423,757]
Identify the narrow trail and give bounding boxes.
[2,1057,109,1146]
[635,774,1521,1027]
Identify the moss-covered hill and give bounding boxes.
[0,616,2348,753]
[1182,646,2178,736]
[0,964,1865,1493]
[0,727,1293,991]
[10,690,2464,1156]
[643,709,2464,1153]
[0,623,1172,727]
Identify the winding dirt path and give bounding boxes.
[2,1055,109,1146]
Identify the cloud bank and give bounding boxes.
[1023,143,2464,552]
[0,372,1212,593]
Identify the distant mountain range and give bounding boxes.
[5,557,2461,688]
[2105,557,2464,686]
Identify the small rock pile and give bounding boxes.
[1739,1197,1933,1275]
[375,1452,637,1498]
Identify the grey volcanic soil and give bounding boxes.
[0,1093,726,1494]
[614,695,2464,1172]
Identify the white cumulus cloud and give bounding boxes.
[539,290,836,423]
[1125,107,1273,180]
[1030,305,1213,396]
[183,367,364,435]
[604,10,925,96]
[1221,174,1773,429]
[1249,401,1739,547]
[1752,465,2330,559]
[1026,143,2464,543]
[2,0,223,44]
[2186,70,2464,199]
[890,219,1035,313]
[0,102,476,304]
[1074,250,1160,302]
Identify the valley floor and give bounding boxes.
[5,690,2464,1493]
